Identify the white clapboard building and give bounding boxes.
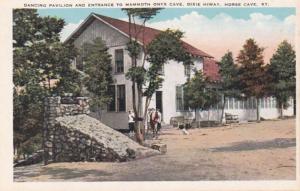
[65,13,294,129]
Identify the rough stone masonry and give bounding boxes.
[43,96,159,165]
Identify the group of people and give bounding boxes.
[128,108,162,137]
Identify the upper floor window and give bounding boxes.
[115,49,124,73]
[184,64,191,77]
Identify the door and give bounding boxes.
[156,91,163,120]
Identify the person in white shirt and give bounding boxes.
[128,110,135,136]
[156,109,162,132]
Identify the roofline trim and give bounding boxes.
[64,13,144,46]
[64,13,213,58]
[64,13,94,44]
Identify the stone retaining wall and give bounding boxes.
[43,96,159,165]
[43,96,90,164]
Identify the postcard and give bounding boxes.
[0,0,299,190]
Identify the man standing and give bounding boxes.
[156,109,162,133]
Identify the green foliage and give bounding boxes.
[19,133,43,156]
[126,66,146,85]
[144,29,192,98]
[267,40,295,110]
[13,9,80,158]
[184,71,220,112]
[82,37,113,109]
[236,39,268,98]
[122,8,162,20]
[147,29,191,65]
[218,51,240,98]
[13,9,64,47]
[126,41,141,59]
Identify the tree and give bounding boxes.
[236,39,268,121]
[267,40,296,118]
[122,8,162,143]
[122,9,192,144]
[184,71,220,124]
[81,37,113,119]
[144,29,192,119]
[218,51,240,123]
[13,9,80,159]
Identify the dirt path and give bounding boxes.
[14,119,296,181]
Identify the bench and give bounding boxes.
[170,116,194,129]
[225,113,239,124]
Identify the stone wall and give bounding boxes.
[43,96,159,165]
[43,96,90,164]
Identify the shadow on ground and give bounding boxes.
[210,138,296,152]
[14,164,115,181]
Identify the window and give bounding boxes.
[265,97,269,108]
[115,49,124,73]
[176,85,189,111]
[225,98,229,109]
[234,98,238,109]
[184,64,191,77]
[107,85,126,112]
[244,98,248,109]
[253,98,257,109]
[238,100,243,109]
[108,85,116,111]
[229,98,234,109]
[249,98,254,109]
[217,99,223,110]
[176,86,184,111]
[260,98,264,108]
[274,97,277,108]
[117,85,126,112]
[271,97,275,108]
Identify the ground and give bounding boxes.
[14,119,296,181]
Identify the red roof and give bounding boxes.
[66,13,219,80]
[94,14,213,58]
[203,58,220,81]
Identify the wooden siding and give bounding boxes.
[73,19,129,49]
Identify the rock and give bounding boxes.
[45,141,52,147]
[151,143,167,154]
[47,114,160,162]
[14,150,44,167]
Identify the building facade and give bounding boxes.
[66,13,294,129]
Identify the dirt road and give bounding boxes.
[14,119,296,181]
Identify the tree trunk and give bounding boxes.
[142,97,151,137]
[207,109,210,121]
[293,96,296,116]
[280,102,284,118]
[134,121,144,144]
[256,97,260,121]
[220,96,226,123]
[137,85,144,139]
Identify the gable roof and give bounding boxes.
[65,13,213,58]
[65,13,219,80]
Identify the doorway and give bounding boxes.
[156,91,163,120]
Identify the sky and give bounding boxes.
[38,8,296,62]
